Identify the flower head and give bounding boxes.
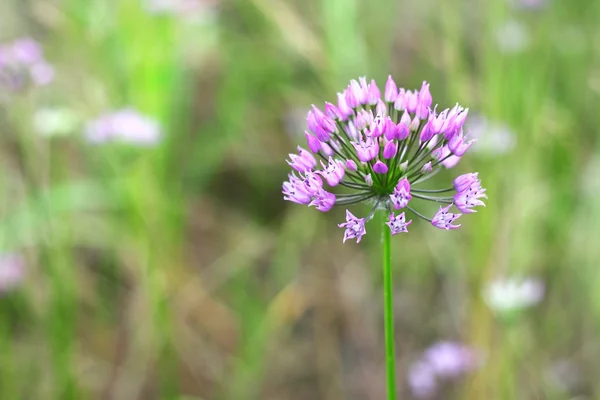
[282,77,487,242]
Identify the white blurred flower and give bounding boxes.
[495,20,530,54]
[466,114,516,155]
[284,107,306,141]
[144,0,218,16]
[484,277,544,313]
[34,107,79,137]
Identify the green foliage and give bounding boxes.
[1,0,599,398]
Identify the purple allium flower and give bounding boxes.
[310,188,336,212]
[282,173,314,205]
[452,173,487,214]
[304,131,321,153]
[346,159,358,171]
[454,182,487,214]
[386,212,412,235]
[384,75,398,102]
[421,161,433,173]
[282,77,486,241]
[383,141,397,159]
[0,254,25,294]
[433,145,462,169]
[338,210,367,243]
[431,205,462,230]
[354,111,368,131]
[0,37,53,92]
[448,129,475,156]
[85,108,161,146]
[453,173,480,193]
[318,157,346,186]
[390,178,412,210]
[373,160,389,174]
[417,82,432,120]
[484,277,545,313]
[287,146,317,172]
[351,136,379,162]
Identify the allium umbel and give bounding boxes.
[283,77,487,242]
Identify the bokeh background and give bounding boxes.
[1,0,599,398]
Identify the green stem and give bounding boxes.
[381,212,396,400]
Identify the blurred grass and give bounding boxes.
[1,0,600,399]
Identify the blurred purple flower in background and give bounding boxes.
[408,361,437,398]
[509,0,548,10]
[424,341,479,378]
[85,108,162,146]
[408,341,480,398]
[484,276,545,314]
[0,253,25,295]
[466,114,516,155]
[0,37,53,92]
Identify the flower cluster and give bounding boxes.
[0,37,53,92]
[409,341,480,398]
[85,108,161,146]
[282,76,487,242]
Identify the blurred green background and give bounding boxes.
[1,0,599,398]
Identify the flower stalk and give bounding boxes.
[381,211,396,400]
[281,76,488,398]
